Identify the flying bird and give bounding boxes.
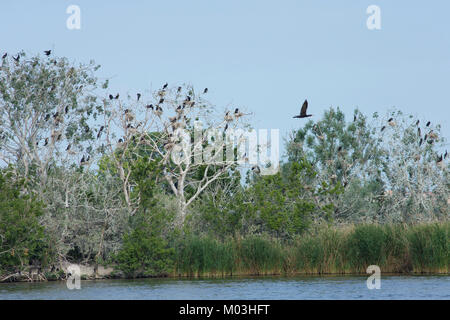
[293,100,312,118]
[44,50,51,56]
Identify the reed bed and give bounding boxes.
[173,222,449,277]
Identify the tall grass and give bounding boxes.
[173,222,449,277]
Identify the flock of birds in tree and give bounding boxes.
[2,50,447,168]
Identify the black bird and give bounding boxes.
[85,126,89,133]
[424,134,428,141]
[177,86,182,92]
[419,138,423,146]
[337,146,343,152]
[1,53,6,59]
[203,88,208,94]
[45,114,50,121]
[109,94,114,100]
[426,121,431,127]
[388,118,393,122]
[234,108,239,114]
[224,123,228,132]
[381,126,386,132]
[293,100,312,118]
[416,120,420,126]
[53,112,59,119]
[354,115,357,122]
[57,134,62,141]
[418,127,421,137]
[444,150,448,159]
[186,95,191,101]
[124,109,129,114]
[65,105,69,114]
[13,54,20,62]
[97,131,102,139]
[118,138,123,143]
[437,154,443,164]
[66,144,71,151]
[159,98,164,104]
[99,125,104,132]
[146,104,154,110]
[80,155,86,164]
[251,165,261,174]
[163,83,168,89]
[86,155,90,162]
[44,138,49,146]
[44,50,51,56]
[137,93,141,101]
[115,93,119,99]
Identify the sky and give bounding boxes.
[1,0,450,158]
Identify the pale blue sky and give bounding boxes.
[1,1,449,155]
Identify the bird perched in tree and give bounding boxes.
[437,154,443,165]
[163,83,168,89]
[234,108,245,119]
[154,106,163,117]
[109,94,114,100]
[428,130,438,140]
[419,138,423,146]
[13,54,20,62]
[2,53,7,59]
[177,86,182,92]
[137,93,141,101]
[224,111,234,122]
[159,98,164,104]
[80,155,86,164]
[203,88,208,94]
[146,104,154,110]
[65,105,69,114]
[45,114,50,121]
[444,150,448,159]
[416,120,420,126]
[66,144,71,151]
[44,50,51,56]
[85,126,90,133]
[426,121,431,127]
[115,93,119,99]
[418,127,421,137]
[293,100,312,118]
[124,109,129,114]
[251,165,261,174]
[44,138,49,146]
[354,115,357,122]
[388,118,396,126]
[381,126,386,132]
[53,112,59,119]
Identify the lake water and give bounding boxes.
[0,275,448,300]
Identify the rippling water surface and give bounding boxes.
[0,275,448,300]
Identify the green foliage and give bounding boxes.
[114,216,174,278]
[0,171,51,274]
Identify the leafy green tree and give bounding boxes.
[0,170,50,276]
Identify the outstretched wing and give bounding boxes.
[300,99,308,116]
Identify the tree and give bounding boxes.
[100,84,251,224]
[0,51,104,191]
[0,170,49,279]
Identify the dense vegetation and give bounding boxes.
[0,53,448,281]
